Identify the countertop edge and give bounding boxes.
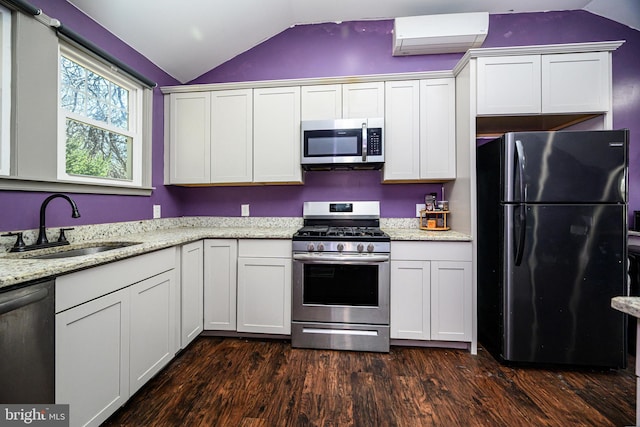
[0,226,472,289]
[612,296,640,318]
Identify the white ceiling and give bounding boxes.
[65,0,640,84]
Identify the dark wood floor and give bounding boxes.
[103,337,636,426]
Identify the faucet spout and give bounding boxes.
[35,194,81,245]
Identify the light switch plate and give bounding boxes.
[241,204,250,217]
[416,203,426,217]
[153,204,161,219]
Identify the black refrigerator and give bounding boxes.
[477,130,629,368]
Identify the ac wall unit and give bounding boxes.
[393,12,489,56]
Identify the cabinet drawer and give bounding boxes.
[238,239,291,258]
[56,247,176,313]
[391,241,471,262]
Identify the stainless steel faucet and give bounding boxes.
[35,193,81,245]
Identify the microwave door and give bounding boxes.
[303,128,363,165]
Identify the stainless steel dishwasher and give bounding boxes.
[0,279,55,403]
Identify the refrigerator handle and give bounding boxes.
[514,205,526,266]
[515,140,526,201]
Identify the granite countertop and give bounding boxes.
[0,226,298,290]
[612,296,640,318]
[384,228,471,241]
[0,217,473,290]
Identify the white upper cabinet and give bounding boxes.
[211,89,253,183]
[477,55,542,115]
[384,80,420,181]
[253,86,302,183]
[168,92,211,183]
[420,78,456,180]
[383,78,456,182]
[541,52,609,113]
[302,82,385,120]
[301,84,342,120]
[342,82,385,118]
[477,51,610,115]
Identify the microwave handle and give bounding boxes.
[362,122,367,162]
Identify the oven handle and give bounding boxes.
[293,253,389,263]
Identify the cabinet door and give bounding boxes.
[342,82,385,118]
[541,52,609,113]
[301,84,342,120]
[204,239,238,331]
[168,92,211,183]
[431,261,472,341]
[56,288,130,427]
[383,80,420,181]
[181,241,204,346]
[211,89,253,183]
[129,269,177,395]
[237,257,291,334]
[390,260,431,340]
[420,78,456,180]
[253,86,302,183]
[476,55,541,115]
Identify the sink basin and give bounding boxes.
[25,242,141,259]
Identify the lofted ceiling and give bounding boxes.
[65,0,640,84]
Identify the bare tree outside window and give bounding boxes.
[60,56,132,180]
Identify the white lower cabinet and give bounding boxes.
[430,261,472,341]
[129,269,177,395]
[56,288,130,427]
[390,242,472,343]
[204,239,238,331]
[180,240,204,346]
[55,248,177,427]
[390,260,431,340]
[237,239,291,334]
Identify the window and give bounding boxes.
[0,5,11,177]
[58,45,143,187]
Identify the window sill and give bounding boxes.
[0,176,154,196]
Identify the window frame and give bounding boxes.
[57,43,144,187]
[0,4,11,177]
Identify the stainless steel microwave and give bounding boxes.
[301,118,384,170]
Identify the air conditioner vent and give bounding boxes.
[393,12,489,56]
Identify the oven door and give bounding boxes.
[292,253,390,325]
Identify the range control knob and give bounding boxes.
[357,243,364,253]
[307,243,315,252]
[337,243,345,252]
[317,243,325,252]
[367,243,375,253]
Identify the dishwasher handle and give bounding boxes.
[0,287,49,316]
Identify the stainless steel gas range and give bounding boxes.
[291,201,390,353]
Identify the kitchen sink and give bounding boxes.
[24,241,141,259]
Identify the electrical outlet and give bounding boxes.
[153,204,161,219]
[241,204,250,217]
[416,203,426,217]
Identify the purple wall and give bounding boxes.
[189,11,640,223]
[0,7,639,231]
[0,0,181,231]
